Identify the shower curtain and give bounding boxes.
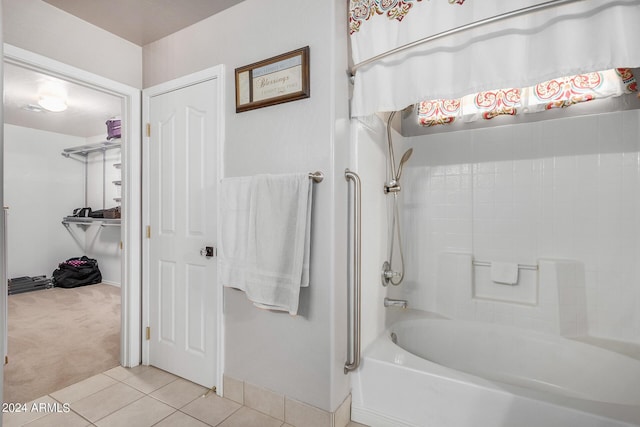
[349,0,640,117]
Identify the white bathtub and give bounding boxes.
[351,314,640,427]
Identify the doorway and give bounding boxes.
[142,66,224,391]
[1,45,142,399]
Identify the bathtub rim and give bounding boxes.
[352,312,640,427]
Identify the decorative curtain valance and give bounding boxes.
[349,0,640,117]
[417,68,638,126]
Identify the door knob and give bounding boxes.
[200,246,216,258]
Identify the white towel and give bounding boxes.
[219,173,312,315]
[491,262,519,285]
[219,176,253,291]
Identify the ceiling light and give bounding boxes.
[21,104,45,113]
[38,96,68,112]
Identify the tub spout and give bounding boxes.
[384,297,408,309]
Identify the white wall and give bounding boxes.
[4,126,121,286]
[2,0,142,89]
[85,137,121,286]
[86,134,122,211]
[4,124,85,279]
[143,0,350,412]
[397,109,640,343]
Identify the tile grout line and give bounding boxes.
[88,369,183,425]
[47,393,95,427]
[210,403,243,427]
[148,384,213,426]
[149,410,204,427]
[46,367,178,427]
[91,393,150,425]
[13,366,360,427]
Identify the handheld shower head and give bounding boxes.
[395,148,413,182]
[384,111,414,194]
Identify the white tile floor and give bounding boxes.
[3,365,367,427]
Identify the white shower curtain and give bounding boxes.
[349,0,640,117]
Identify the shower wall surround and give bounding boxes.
[400,109,640,343]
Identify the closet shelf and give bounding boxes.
[61,139,121,158]
[62,217,121,227]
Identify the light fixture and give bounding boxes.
[38,95,68,112]
[37,80,68,112]
[21,104,45,113]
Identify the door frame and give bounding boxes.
[2,44,143,368]
[142,65,225,393]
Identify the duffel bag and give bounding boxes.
[52,256,102,288]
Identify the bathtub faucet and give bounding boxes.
[384,297,408,309]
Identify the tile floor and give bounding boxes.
[3,365,367,427]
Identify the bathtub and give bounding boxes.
[351,314,640,427]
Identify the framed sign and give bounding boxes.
[235,46,310,113]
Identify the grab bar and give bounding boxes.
[344,169,362,374]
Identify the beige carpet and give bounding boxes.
[4,283,120,403]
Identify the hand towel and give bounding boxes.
[219,176,253,291]
[219,173,312,315]
[491,262,519,285]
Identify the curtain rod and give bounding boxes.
[350,0,586,77]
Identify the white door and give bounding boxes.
[148,78,219,388]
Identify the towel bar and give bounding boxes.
[308,171,324,183]
[472,260,538,271]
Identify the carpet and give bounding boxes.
[3,283,121,403]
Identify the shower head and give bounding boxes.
[395,148,413,182]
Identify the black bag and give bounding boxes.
[72,207,92,217]
[52,256,102,288]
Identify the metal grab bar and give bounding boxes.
[344,169,362,374]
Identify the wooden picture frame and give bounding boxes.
[235,46,310,113]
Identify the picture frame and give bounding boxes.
[235,46,310,113]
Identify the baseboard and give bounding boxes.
[351,405,416,427]
[222,375,351,427]
[101,281,121,287]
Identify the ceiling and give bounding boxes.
[4,0,245,138]
[42,0,245,46]
[4,62,122,138]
